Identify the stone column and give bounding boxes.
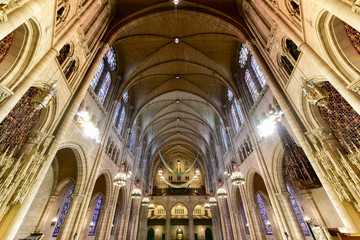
[165,209,171,240]
[127,198,141,240]
[246,41,360,232]
[189,211,194,240]
[137,204,149,240]
[218,198,233,240]
[210,205,223,240]
[302,191,327,227]
[275,192,305,240]
[36,195,58,231]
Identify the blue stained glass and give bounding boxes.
[286,184,310,236]
[251,56,267,88]
[117,107,126,133]
[234,100,244,124]
[231,105,240,132]
[222,129,228,151]
[88,195,103,236]
[90,59,105,90]
[52,186,74,237]
[241,204,249,234]
[123,90,129,103]
[227,89,233,102]
[98,72,111,104]
[238,43,249,68]
[257,193,272,235]
[245,69,259,102]
[113,103,121,125]
[106,46,117,71]
[129,129,135,151]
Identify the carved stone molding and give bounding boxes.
[0,0,28,22]
[343,0,360,13]
[347,78,360,95]
[0,84,13,102]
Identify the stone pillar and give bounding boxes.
[36,195,58,231]
[302,191,327,227]
[210,205,223,240]
[127,198,141,240]
[137,204,149,240]
[218,198,233,240]
[165,209,171,240]
[189,211,194,240]
[275,192,305,240]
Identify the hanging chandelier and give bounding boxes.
[204,203,210,211]
[158,168,163,176]
[209,197,217,206]
[195,168,200,175]
[32,82,57,110]
[113,172,127,186]
[141,197,150,206]
[148,204,155,211]
[217,188,227,198]
[302,80,328,107]
[230,172,245,185]
[131,188,142,199]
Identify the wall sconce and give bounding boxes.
[51,217,58,227]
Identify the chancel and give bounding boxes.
[0,0,360,240]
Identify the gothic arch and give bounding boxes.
[0,18,41,89]
[271,142,287,193]
[95,169,114,206]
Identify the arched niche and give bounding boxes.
[0,19,40,89]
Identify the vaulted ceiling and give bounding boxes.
[105,0,252,187]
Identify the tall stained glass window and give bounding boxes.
[106,46,117,71]
[89,195,103,236]
[251,56,267,88]
[113,103,121,125]
[227,89,234,102]
[222,129,228,151]
[238,43,249,68]
[344,22,360,55]
[231,105,240,132]
[241,204,250,234]
[286,184,310,236]
[53,186,74,237]
[234,100,244,124]
[123,90,129,103]
[0,31,15,63]
[129,129,136,151]
[256,193,272,235]
[117,107,126,133]
[98,72,111,104]
[245,69,259,102]
[90,59,105,90]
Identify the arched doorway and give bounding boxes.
[205,228,213,240]
[147,228,155,240]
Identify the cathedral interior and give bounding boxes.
[1,0,360,239]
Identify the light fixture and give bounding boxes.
[148,204,155,211]
[195,168,200,175]
[230,171,245,185]
[158,168,163,176]
[32,82,57,110]
[257,117,276,138]
[173,0,179,5]
[266,221,271,226]
[131,188,142,199]
[160,176,165,181]
[90,221,95,227]
[114,172,127,186]
[177,117,180,121]
[142,197,150,206]
[209,197,217,206]
[51,217,58,227]
[194,175,198,181]
[176,99,180,104]
[175,74,180,79]
[217,188,227,198]
[76,111,100,143]
[127,171,132,178]
[204,203,210,211]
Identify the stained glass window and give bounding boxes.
[91,59,105,90]
[227,89,233,102]
[238,43,249,68]
[344,22,360,55]
[98,72,111,104]
[111,204,119,235]
[106,46,117,71]
[117,107,126,133]
[113,103,121,125]
[318,82,360,153]
[231,105,240,132]
[234,100,244,124]
[251,56,267,88]
[123,90,129,103]
[53,186,74,237]
[0,31,15,64]
[286,184,310,236]
[245,69,259,102]
[241,204,250,234]
[222,129,228,151]
[129,129,136,151]
[89,195,103,236]
[256,193,272,235]
[0,87,42,155]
